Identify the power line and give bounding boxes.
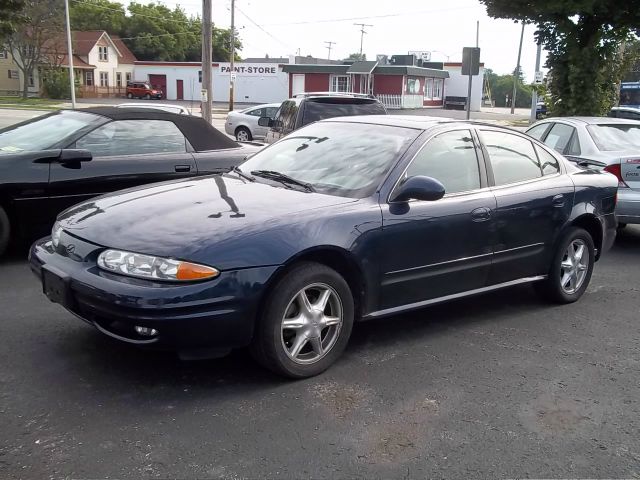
[234,4,291,49]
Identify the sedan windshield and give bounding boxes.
[0,110,105,153]
[587,123,640,151]
[240,122,420,198]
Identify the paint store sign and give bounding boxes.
[218,64,279,76]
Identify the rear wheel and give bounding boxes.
[535,227,595,304]
[235,127,252,142]
[0,206,10,258]
[251,262,354,378]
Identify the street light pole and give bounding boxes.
[530,42,542,124]
[201,0,213,124]
[228,0,235,112]
[511,21,525,114]
[64,0,76,109]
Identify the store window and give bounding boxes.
[433,79,443,100]
[330,75,350,92]
[424,78,433,99]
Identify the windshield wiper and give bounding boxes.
[250,170,315,192]
[226,165,255,182]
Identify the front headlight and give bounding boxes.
[97,249,220,282]
[51,222,63,248]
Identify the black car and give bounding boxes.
[0,107,261,256]
[260,92,387,144]
[30,116,618,378]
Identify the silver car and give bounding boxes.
[527,117,640,226]
[225,103,280,141]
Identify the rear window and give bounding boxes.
[587,124,640,151]
[301,100,386,125]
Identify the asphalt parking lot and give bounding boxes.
[1,227,639,478]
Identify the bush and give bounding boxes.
[41,69,77,99]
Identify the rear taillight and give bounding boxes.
[603,163,628,188]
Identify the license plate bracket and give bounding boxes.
[42,266,73,308]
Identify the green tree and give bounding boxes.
[69,0,126,34]
[479,0,640,116]
[6,0,63,98]
[0,0,24,37]
[346,52,366,61]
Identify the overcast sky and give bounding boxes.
[116,0,546,80]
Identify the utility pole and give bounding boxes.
[530,41,542,123]
[476,20,480,48]
[201,0,213,124]
[354,23,373,61]
[228,0,235,112]
[324,41,335,60]
[511,21,525,114]
[64,0,76,109]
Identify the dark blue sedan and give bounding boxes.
[30,116,618,378]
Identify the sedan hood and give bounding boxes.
[58,176,357,269]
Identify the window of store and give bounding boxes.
[98,46,108,62]
[330,75,350,92]
[99,71,108,87]
[433,78,443,100]
[424,78,433,100]
[85,71,93,86]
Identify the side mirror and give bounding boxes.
[58,149,93,163]
[258,116,273,127]
[390,175,445,202]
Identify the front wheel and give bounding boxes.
[144,94,151,100]
[251,262,354,378]
[535,227,595,303]
[126,92,133,99]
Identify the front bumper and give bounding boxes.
[29,234,278,355]
[616,188,640,225]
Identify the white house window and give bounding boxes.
[28,72,34,87]
[126,72,132,83]
[116,72,122,87]
[98,46,108,62]
[424,78,433,99]
[330,75,350,93]
[85,71,93,86]
[99,71,108,87]
[0,51,8,59]
[433,78,443,100]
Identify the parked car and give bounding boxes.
[526,117,640,227]
[0,107,261,256]
[608,106,640,120]
[536,101,547,119]
[260,92,387,144]
[126,81,162,100]
[225,103,280,141]
[116,103,191,115]
[30,116,617,378]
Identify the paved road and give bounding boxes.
[0,109,49,129]
[1,227,639,478]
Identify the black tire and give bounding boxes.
[534,227,595,304]
[251,262,354,378]
[235,126,252,142]
[144,94,151,100]
[126,92,133,99]
[617,222,627,230]
[0,206,10,258]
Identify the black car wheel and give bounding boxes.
[126,92,133,99]
[251,262,354,378]
[0,206,10,257]
[144,94,151,100]
[535,227,595,303]
[235,127,252,142]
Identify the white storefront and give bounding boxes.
[442,62,485,112]
[133,61,289,103]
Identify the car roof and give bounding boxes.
[536,116,640,126]
[72,107,239,151]
[610,106,640,112]
[321,114,511,131]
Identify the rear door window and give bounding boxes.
[481,130,542,186]
[527,123,551,141]
[544,123,576,154]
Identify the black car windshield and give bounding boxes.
[240,121,420,198]
[0,110,105,153]
[587,123,640,151]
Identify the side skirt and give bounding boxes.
[362,275,547,320]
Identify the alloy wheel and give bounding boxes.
[280,283,343,364]
[236,129,250,141]
[560,239,590,294]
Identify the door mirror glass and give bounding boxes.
[258,116,273,127]
[58,149,92,163]
[391,175,445,202]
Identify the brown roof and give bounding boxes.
[72,30,106,56]
[110,35,137,64]
[58,54,95,69]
